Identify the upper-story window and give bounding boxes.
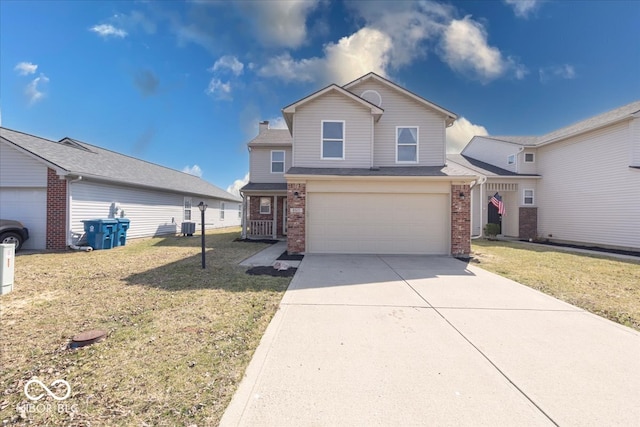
[271,150,285,173]
[508,154,516,165]
[397,127,418,163]
[524,152,535,163]
[321,121,344,160]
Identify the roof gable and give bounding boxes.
[343,72,457,126]
[282,84,384,134]
[0,127,240,202]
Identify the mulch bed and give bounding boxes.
[524,240,640,258]
[234,238,279,244]
[277,251,304,261]
[246,266,298,277]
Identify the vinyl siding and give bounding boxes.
[249,146,292,182]
[69,181,240,245]
[462,137,520,173]
[518,149,538,175]
[293,93,372,168]
[347,80,447,166]
[0,141,48,187]
[631,117,640,167]
[536,121,640,249]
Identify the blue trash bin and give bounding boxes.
[82,219,118,250]
[115,218,130,247]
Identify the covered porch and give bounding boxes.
[240,183,288,240]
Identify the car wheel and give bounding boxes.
[0,232,23,251]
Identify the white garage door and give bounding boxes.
[307,192,449,254]
[0,188,47,250]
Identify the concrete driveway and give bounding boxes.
[221,255,640,426]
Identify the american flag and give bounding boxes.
[490,192,506,215]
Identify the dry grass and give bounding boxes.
[471,240,640,331]
[0,227,290,426]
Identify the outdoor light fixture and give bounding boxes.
[459,192,465,199]
[293,191,299,198]
[198,202,207,269]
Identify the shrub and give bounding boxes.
[484,223,501,238]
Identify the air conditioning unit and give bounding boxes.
[181,221,196,236]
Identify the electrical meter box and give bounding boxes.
[0,243,16,295]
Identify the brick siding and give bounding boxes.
[46,168,67,250]
[248,195,286,236]
[519,207,538,240]
[287,183,306,254]
[450,184,471,256]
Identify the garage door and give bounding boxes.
[307,192,449,254]
[0,188,47,250]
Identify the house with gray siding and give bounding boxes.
[458,100,640,251]
[241,72,478,256]
[0,127,241,250]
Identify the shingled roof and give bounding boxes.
[1,127,240,202]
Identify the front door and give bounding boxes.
[487,201,502,234]
[282,198,288,235]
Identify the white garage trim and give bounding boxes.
[0,188,47,250]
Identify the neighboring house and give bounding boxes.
[240,72,478,256]
[456,100,640,251]
[0,127,242,250]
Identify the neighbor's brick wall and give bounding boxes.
[451,184,471,256]
[46,168,67,250]
[248,195,286,236]
[519,207,538,240]
[287,183,306,254]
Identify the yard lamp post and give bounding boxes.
[198,201,208,269]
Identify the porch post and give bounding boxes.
[241,194,247,239]
[273,195,278,239]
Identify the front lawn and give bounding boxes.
[471,240,640,331]
[0,228,290,426]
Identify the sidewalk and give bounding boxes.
[239,241,301,268]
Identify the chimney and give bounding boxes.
[259,120,269,134]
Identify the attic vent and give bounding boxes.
[361,90,382,107]
[58,138,94,153]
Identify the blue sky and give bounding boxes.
[2,1,638,194]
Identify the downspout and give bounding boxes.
[471,175,487,239]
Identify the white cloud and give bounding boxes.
[90,24,128,38]
[446,117,489,154]
[266,116,288,129]
[211,55,244,76]
[441,16,524,83]
[25,74,50,105]
[241,0,321,48]
[182,164,203,177]
[205,78,233,100]
[539,64,576,83]
[259,27,392,85]
[226,172,249,197]
[504,0,541,18]
[14,62,38,75]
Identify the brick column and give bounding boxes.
[287,183,306,254]
[519,207,538,240]
[46,168,67,250]
[451,184,471,257]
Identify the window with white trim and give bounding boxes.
[271,150,285,173]
[220,202,225,220]
[260,197,271,214]
[321,121,344,159]
[184,197,192,221]
[396,127,418,163]
[523,189,534,205]
[524,152,535,163]
[508,154,516,165]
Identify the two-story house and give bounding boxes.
[240,73,478,256]
[451,100,640,251]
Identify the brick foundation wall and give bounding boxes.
[287,183,306,254]
[451,184,471,257]
[248,195,286,236]
[519,207,538,240]
[46,168,67,250]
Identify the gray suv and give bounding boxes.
[0,219,30,251]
